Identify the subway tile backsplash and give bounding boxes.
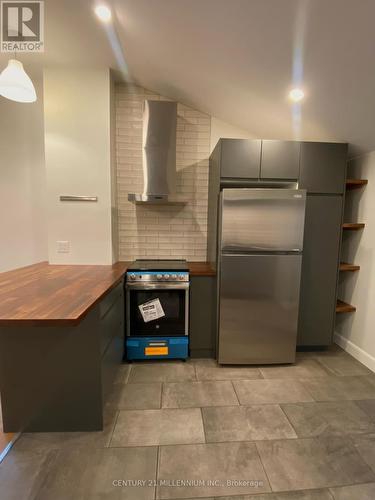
[115,84,211,261]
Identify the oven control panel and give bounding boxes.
[126,271,189,282]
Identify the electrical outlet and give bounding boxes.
[57,241,70,253]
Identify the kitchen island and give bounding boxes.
[0,262,129,432]
[0,260,215,432]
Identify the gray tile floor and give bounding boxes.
[2,346,375,499]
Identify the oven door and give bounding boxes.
[126,282,189,337]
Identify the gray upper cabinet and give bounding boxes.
[299,142,347,194]
[297,195,343,346]
[220,139,261,178]
[261,140,300,179]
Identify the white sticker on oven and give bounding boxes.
[138,298,165,323]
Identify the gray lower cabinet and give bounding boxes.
[298,195,343,346]
[100,282,124,401]
[261,140,300,179]
[220,139,261,178]
[189,276,216,357]
[299,142,347,194]
[0,280,124,432]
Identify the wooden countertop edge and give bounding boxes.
[0,261,215,326]
[0,317,83,327]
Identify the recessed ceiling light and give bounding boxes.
[94,5,112,23]
[288,88,305,103]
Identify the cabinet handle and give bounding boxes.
[59,196,98,202]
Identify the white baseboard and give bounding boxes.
[334,332,375,373]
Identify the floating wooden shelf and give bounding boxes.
[342,222,365,230]
[336,299,356,313]
[339,262,360,272]
[346,179,368,190]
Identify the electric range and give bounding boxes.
[125,260,190,360]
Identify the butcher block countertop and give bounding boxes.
[0,261,215,326]
[0,261,130,326]
[187,262,216,276]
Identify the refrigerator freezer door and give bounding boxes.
[221,189,306,253]
[218,254,302,364]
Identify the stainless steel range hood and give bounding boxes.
[128,100,187,204]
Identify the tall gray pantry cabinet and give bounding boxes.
[208,139,348,347]
[298,142,347,345]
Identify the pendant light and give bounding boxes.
[0,59,37,103]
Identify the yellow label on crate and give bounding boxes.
[145,347,168,356]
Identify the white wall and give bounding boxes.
[44,68,116,264]
[0,78,47,273]
[335,151,375,371]
[210,117,256,153]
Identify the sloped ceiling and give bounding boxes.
[1,0,375,156]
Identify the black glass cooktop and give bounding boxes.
[128,259,189,272]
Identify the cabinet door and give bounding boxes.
[189,276,216,356]
[297,195,343,346]
[261,140,300,179]
[299,142,347,194]
[220,139,261,178]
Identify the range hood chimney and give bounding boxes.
[128,100,186,204]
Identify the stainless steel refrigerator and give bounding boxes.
[218,188,306,364]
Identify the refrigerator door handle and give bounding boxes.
[222,249,303,256]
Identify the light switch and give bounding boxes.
[57,241,70,253]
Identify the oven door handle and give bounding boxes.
[126,282,190,290]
